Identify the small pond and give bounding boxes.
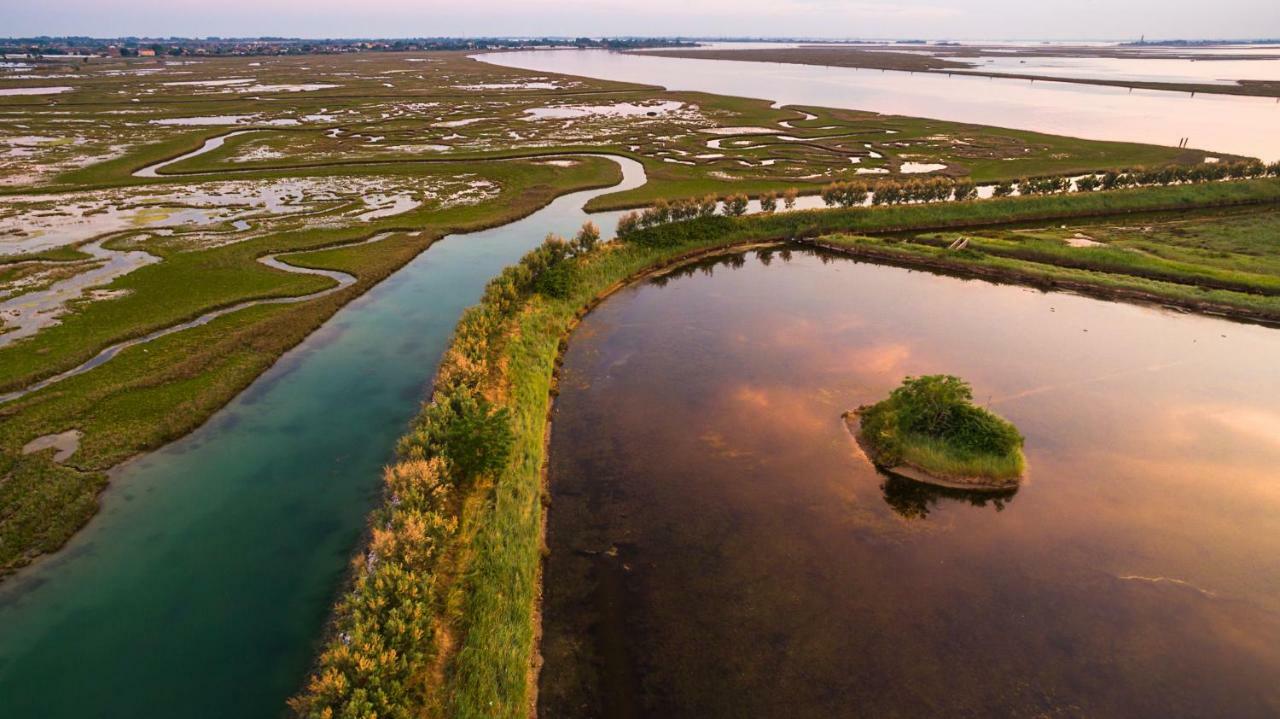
[542,247,1280,717]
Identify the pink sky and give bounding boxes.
[9,0,1279,40]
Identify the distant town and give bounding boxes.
[0,36,697,59]
[5,35,1279,61]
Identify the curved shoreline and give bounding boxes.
[132,130,259,178]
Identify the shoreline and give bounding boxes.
[636,47,1280,99]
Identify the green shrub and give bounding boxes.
[946,403,1023,455]
[572,221,600,254]
[723,193,749,216]
[859,375,1023,478]
[409,388,513,484]
[889,375,967,434]
[534,260,575,298]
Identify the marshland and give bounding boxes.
[2,25,1280,719]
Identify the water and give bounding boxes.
[0,157,644,718]
[542,247,1280,717]
[481,49,1280,161]
[972,54,1280,86]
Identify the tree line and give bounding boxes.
[616,159,1280,237]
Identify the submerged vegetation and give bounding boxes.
[851,375,1026,486]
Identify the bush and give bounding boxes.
[947,403,1023,456]
[860,374,1023,471]
[821,182,841,207]
[872,181,902,205]
[572,221,600,254]
[413,387,514,484]
[534,261,575,298]
[615,211,640,239]
[670,198,698,221]
[643,199,671,226]
[723,193,749,216]
[890,374,974,436]
[699,194,719,218]
[760,191,778,214]
[783,187,798,209]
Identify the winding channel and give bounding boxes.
[0,151,646,718]
[1,232,381,404]
[1,147,637,405]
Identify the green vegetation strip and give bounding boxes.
[291,177,1280,718]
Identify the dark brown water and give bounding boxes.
[541,248,1280,718]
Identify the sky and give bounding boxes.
[7,0,1280,41]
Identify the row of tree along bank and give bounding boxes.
[616,160,1280,232]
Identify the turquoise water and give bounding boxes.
[0,157,643,718]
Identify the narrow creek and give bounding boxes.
[1,232,386,404]
[0,154,645,718]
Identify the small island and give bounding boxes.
[845,374,1026,490]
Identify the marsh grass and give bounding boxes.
[897,433,1027,482]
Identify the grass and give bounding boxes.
[916,204,1280,283]
[290,223,768,719]
[625,177,1280,248]
[896,434,1027,483]
[0,158,619,394]
[0,235,424,574]
[800,195,1280,325]
[624,179,1280,326]
[4,53,1215,199]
